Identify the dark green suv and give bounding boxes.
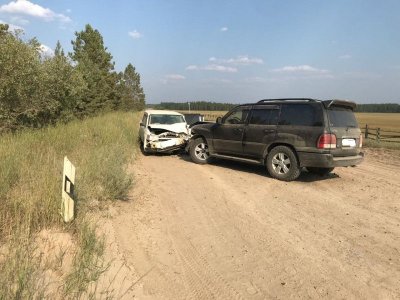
[188,98,364,181]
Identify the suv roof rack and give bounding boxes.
[257,98,318,103]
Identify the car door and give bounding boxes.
[212,106,250,155]
[139,113,148,142]
[242,105,279,158]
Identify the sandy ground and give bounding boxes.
[99,148,400,299]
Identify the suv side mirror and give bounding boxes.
[216,117,222,124]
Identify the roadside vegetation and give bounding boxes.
[0,23,145,133]
[1,22,144,298]
[0,111,141,298]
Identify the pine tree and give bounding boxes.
[70,24,117,117]
[40,41,86,123]
[117,63,145,111]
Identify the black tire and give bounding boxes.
[140,141,151,156]
[190,137,212,164]
[306,167,334,176]
[266,146,301,181]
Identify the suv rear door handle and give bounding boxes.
[233,128,243,132]
[263,129,275,133]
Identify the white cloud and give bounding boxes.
[339,54,352,60]
[186,64,237,73]
[165,74,185,80]
[271,65,329,74]
[0,0,71,23]
[204,78,232,84]
[204,64,237,72]
[161,74,186,84]
[185,65,198,71]
[0,19,23,31]
[244,76,268,83]
[39,44,54,57]
[128,30,143,39]
[220,27,228,32]
[209,55,263,66]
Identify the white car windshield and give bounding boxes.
[149,114,185,125]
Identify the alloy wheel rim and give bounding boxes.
[194,143,209,160]
[272,153,291,174]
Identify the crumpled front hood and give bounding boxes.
[148,123,188,134]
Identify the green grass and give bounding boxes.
[64,221,108,298]
[0,111,141,298]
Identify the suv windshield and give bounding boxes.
[327,106,358,128]
[149,114,185,125]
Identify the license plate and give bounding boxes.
[342,138,356,147]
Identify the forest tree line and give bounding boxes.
[151,101,400,113]
[355,103,400,113]
[0,24,145,132]
[151,101,236,111]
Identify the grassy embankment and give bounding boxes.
[0,111,141,298]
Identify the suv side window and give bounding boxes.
[278,104,323,126]
[249,107,279,125]
[224,108,250,124]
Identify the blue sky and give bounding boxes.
[1,0,400,104]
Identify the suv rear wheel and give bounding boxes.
[190,138,211,164]
[266,146,301,181]
[306,167,334,176]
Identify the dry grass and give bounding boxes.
[179,110,226,121]
[356,113,400,132]
[0,111,141,298]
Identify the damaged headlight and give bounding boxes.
[146,134,158,141]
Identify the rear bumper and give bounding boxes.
[298,152,364,168]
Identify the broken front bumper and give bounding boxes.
[147,138,187,152]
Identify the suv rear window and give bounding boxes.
[327,106,358,128]
[278,104,323,126]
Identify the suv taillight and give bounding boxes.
[360,134,363,148]
[317,133,337,149]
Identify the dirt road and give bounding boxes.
[101,148,400,299]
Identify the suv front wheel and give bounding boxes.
[190,138,212,164]
[266,146,301,181]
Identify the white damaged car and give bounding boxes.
[139,110,189,153]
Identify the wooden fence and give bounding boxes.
[362,125,400,143]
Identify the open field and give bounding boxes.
[179,110,227,122]
[356,113,400,131]
[97,147,400,299]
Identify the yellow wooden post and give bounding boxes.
[61,156,75,222]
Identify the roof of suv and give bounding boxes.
[238,98,357,110]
